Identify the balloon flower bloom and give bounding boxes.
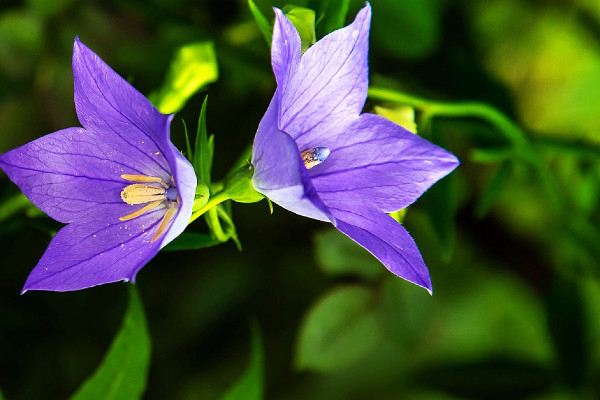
[251,4,459,292]
[0,38,196,292]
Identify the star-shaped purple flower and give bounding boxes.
[251,4,459,292]
[0,38,196,292]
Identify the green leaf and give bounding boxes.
[475,161,511,218]
[248,0,272,46]
[194,97,210,184]
[283,6,316,53]
[314,229,384,281]
[219,322,264,400]
[0,388,5,400]
[70,287,151,400]
[181,119,193,161]
[314,0,349,37]
[296,286,383,372]
[163,231,223,251]
[150,41,218,114]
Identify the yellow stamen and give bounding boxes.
[121,174,169,189]
[121,174,163,183]
[121,184,165,205]
[119,200,164,221]
[151,206,175,241]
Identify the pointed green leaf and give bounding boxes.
[296,286,383,372]
[181,119,193,162]
[219,322,264,400]
[193,97,211,195]
[151,41,218,114]
[70,287,151,400]
[313,0,349,37]
[283,6,316,53]
[248,0,272,46]
[163,231,223,251]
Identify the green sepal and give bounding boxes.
[248,0,273,46]
[283,5,316,53]
[150,41,218,115]
[224,165,265,204]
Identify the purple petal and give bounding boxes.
[161,134,196,246]
[72,38,172,179]
[277,4,371,151]
[310,113,459,213]
[271,8,302,95]
[22,208,165,292]
[0,127,145,224]
[327,201,432,292]
[251,94,330,221]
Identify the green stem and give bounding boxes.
[189,190,230,224]
[368,87,528,147]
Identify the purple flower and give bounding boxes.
[0,38,196,292]
[251,4,459,292]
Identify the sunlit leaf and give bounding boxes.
[314,229,384,281]
[296,286,383,372]
[151,42,218,114]
[70,287,151,400]
[313,0,349,37]
[373,105,417,133]
[283,6,316,53]
[219,322,264,400]
[248,0,272,46]
[163,231,223,251]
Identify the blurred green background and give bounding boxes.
[1,0,600,399]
